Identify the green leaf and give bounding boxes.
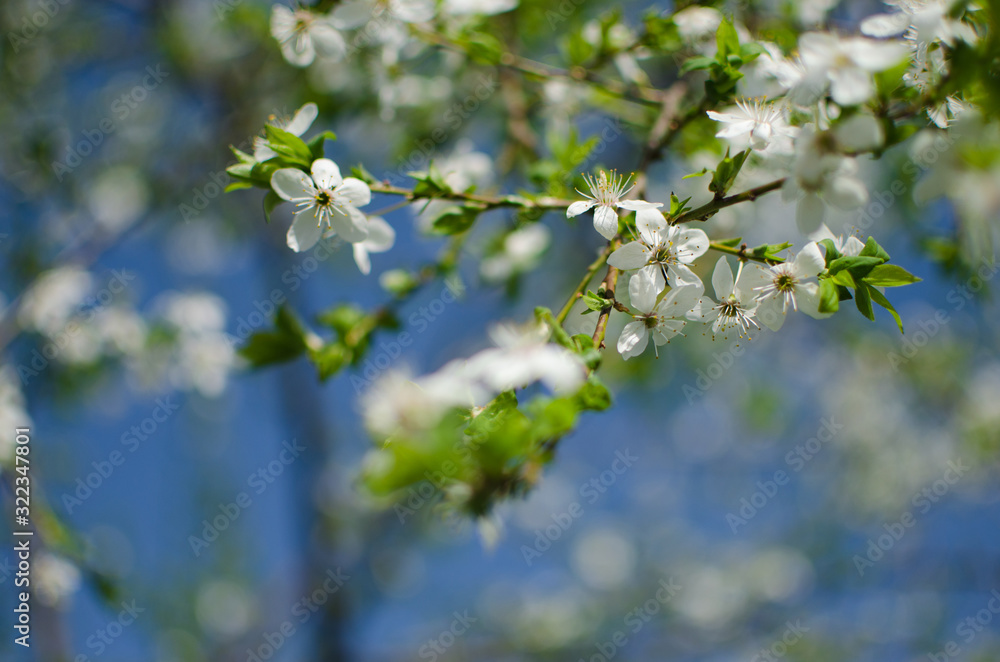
[826,255,885,275]
[715,18,741,60]
[863,264,922,287]
[581,290,612,314]
[239,331,307,367]
[306,130,337,160]
[575,376,612,411]
[317,304,366,337]
[264,125,313,166]
[709,149,750,196]
[224,180,254,193]
[263,190,282,224]
[716,236,743,248]
[855,282,875,321]
[818,238,842,264]
[309,343,347,381]
[431,206,480,235]
[680,55,715,74]
[827,270,857,289]
[868,286,905,333]
[350,163,378,186]
[818,279,840,314]
[859,236,891,262]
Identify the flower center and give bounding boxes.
[775,273,797,292]
[316,190,333,206]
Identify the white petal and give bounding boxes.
[639,265,666,293]
[688,296,719,323]
[658,284,702,318]
[668,263,702,290]
[329,205,369,243]
[353,244,372,275]
[635,207,666,243]
[363,216,396,252]
[311,20,347,59]
[280,33,316,67]
[287,209,323,252]
[607,241,652,270]
[796,193,826,236]
[735,263,773,301]
[797,282,832,319]
[593,205,619,240]
[716,120,756,139]
[617,322,648,360]
[628,270,660,314]
[834,114,883,151]
[711,256,734,299]
[311,159,343,189]
[270,5,296,40]
[824,174,868,211]
[567,200,596,218]
[674,228,710,261]
[756,296,786,332]
[860,13,908,38]
[848,39,909,71]
[337,177,371,208]
[706,110,744,123]
[829,67,874,106]
[285,103,319,136]
[843,236,865,256]
[652,320,686,345]
[330,0,373,29]
[792,242,826,278]
[271,169,314,201]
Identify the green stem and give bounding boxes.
[369,182,573,212]
[555,244,613,326]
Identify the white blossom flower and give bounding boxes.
[810,224,866,256]
[688,257,765,340]
[618,270,702,360]
[18,267,93,336]
[253,103,318,162]
[861,0,976,46]
[706,98,798,153]
[753,242,831,330]
[271,158,372,252]
[331,0,436,27]
[270,6,347,67]
[607,208,708,290]
[795,32,909,106]
[480,224,551,282]
[155,292,237,397]
[442,0,518,16]
[782,127,869,235]
[671,6,722,41]
[0,365,31,466]
[465,322,586,393]
[567,171,661,241]
[34,553,81,607]
[350,216,395,275]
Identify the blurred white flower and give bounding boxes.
[707,97,798,154]
[18,267,93,336]
[794,32,909,106]
[270,6,347,67]
[782,127,869,234]
[480,224,550,282]
[34,553,81,607]
[442,0,518,16]
[861,0,977,46]
[672,6,722,41]
[0,366,31,466]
